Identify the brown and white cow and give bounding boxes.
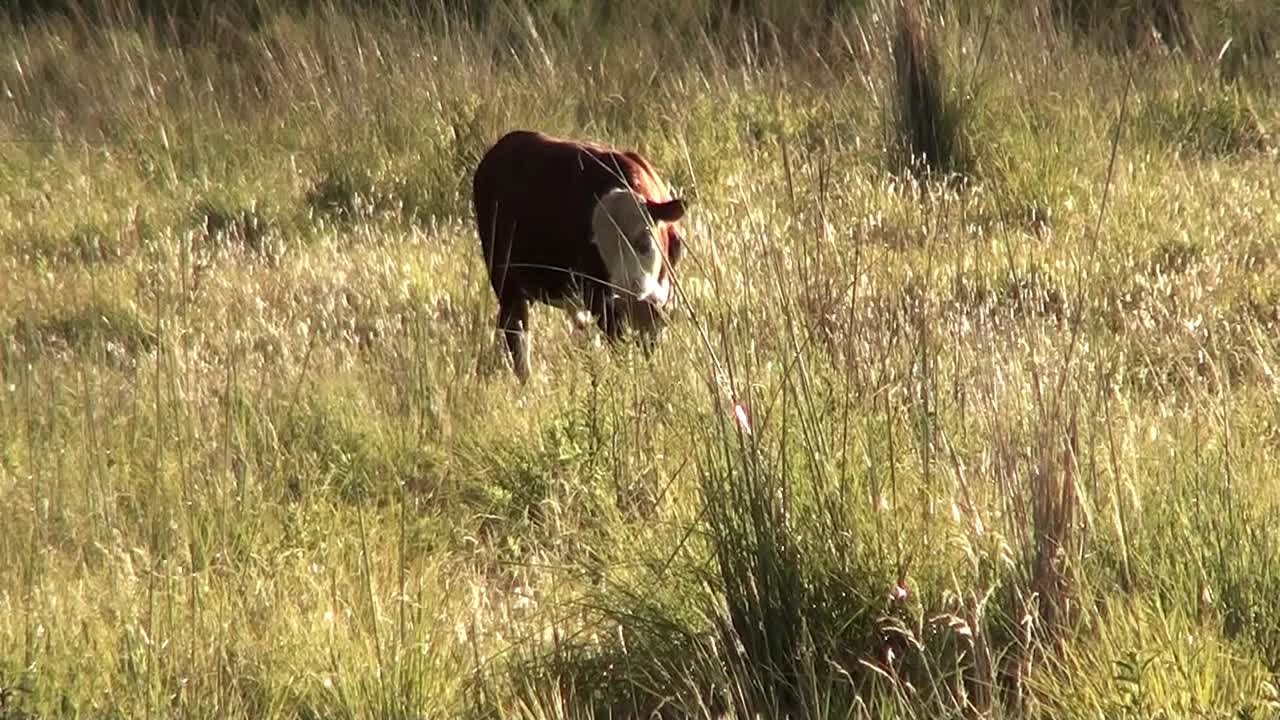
[472,130,687,381]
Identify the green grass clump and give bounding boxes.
[1050,0,1200,53]
[306,165,392,224]
[1033,599,1278,718]
[9,299,157,356]
[10,222,126,265]
[1135,82,1271,158]
[891,0,976,179]
[192,196,281,255]
[305,161,461,228]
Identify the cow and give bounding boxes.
[472,130,688,381]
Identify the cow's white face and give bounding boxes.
[591,189,670,305]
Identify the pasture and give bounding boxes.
[2,1,1280,717]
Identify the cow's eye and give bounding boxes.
[630,231,653,252]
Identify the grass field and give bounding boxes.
[2,1,1280,717]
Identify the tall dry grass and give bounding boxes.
[2,1,1280,718]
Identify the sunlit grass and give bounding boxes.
[2,1,1279,718]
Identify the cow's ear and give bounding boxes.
[647,198,686,223]
[667,229,685,267]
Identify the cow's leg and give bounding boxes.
[498,296,532,382]
[626,300,663,355]
[591,292,624,347]
[636,320,659,359]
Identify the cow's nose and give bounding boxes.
[636,276,669,306]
